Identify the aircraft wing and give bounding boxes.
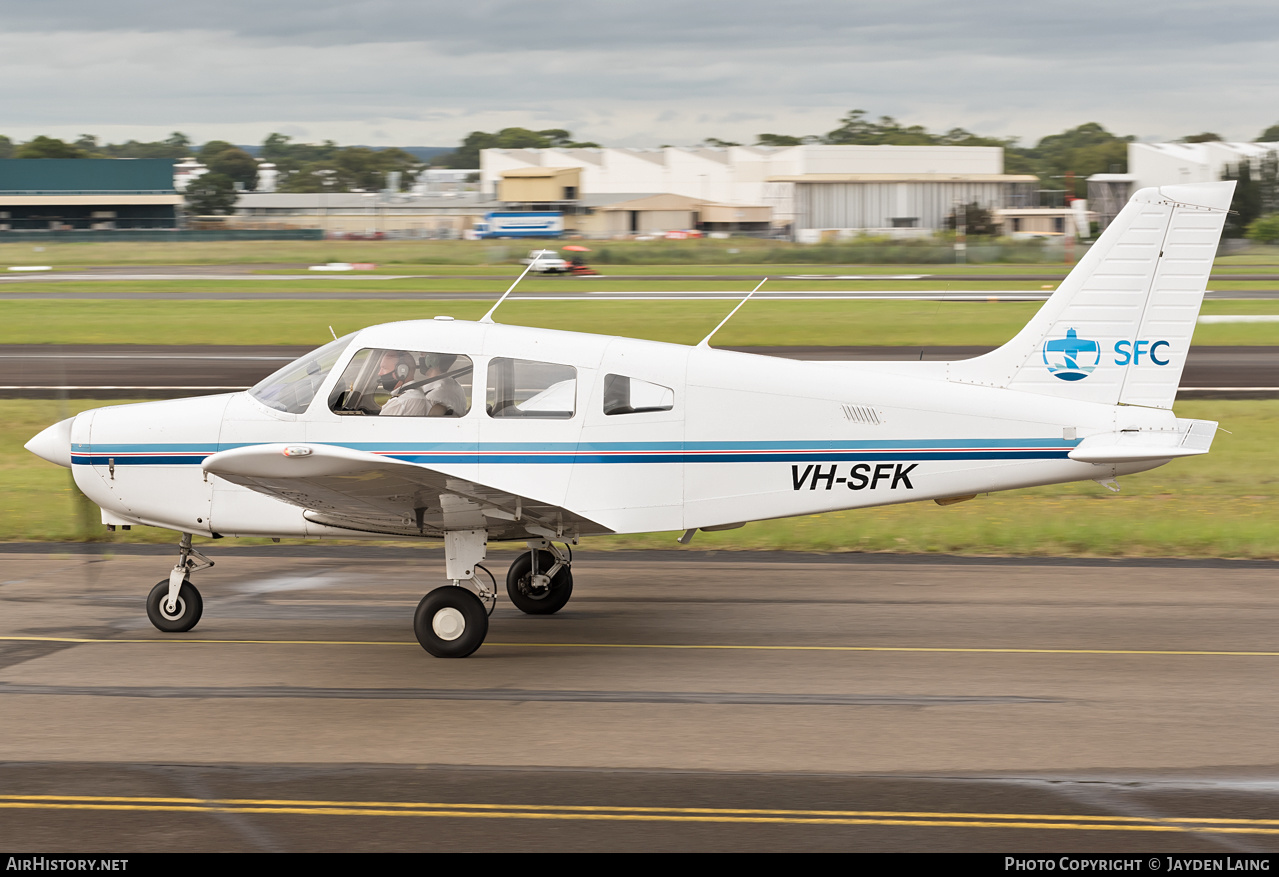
[202,443,609,540]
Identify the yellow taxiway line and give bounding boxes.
[3,634,1279,658]
[0,793,1276,834]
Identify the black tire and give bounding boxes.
[414,587,488,658]
[505,550,573,615]
[146,579,203,633]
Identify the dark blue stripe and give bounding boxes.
[76,438,1079,454]
[73,449,1071,467]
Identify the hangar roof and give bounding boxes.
[0,159,176,194]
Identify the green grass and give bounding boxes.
[4,399,1275,556]
[5,236,1279,270]
[0,237,1057,269]
[1215,244,1279,266]
[0,297,1275,347]
[0,277,1084,294]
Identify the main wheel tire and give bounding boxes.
[414,587,488,658]
[505,550,573,615]
[146,579,203,633]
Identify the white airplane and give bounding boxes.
[25,181,1233,658]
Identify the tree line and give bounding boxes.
[6,116,1278,194]
[4,115,1279,232]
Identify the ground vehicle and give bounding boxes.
[519,249,570,272]
[473,211,563,239]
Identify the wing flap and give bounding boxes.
[203,443,609,540]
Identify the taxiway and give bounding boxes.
[1,546,1277,852]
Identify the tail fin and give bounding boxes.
[948,181,1234,409]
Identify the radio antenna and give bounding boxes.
[480,252,543,324]
[697,278,767,348]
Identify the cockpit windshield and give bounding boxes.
[248,333,355,414]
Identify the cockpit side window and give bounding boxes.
[487,358,576,419]
[603,374,675,415]
[249,333,355,414]
[328,348,473,417]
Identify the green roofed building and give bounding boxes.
[0,159,182,231]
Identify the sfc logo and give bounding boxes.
[1043,328,1100,381]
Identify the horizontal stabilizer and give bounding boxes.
[1068,418,1217,464]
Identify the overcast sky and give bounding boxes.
[2,0,1277,149]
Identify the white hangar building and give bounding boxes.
[1128,140,1279,190]
[1088,141,1278,230]
[481,145,1038,236]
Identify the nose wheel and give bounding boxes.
[145,533,213,633]
[146,578,203,632]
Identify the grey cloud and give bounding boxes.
[5,0,1278,55]
[0,1,1276,146]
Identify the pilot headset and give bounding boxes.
[419,353,455,374]
[379,352,415,391]
[392,353,414,382]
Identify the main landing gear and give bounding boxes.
[506,543,573,615]
[411,533,575,658]
[145,533,212,633]
[141,531,575,659]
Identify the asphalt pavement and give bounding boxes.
[2,546,1278,852]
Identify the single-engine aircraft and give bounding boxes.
[26,182,1233,658]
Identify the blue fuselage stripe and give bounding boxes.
[69,440,1075,467]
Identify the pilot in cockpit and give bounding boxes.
[377,351,429,416]
[378,351,469,417]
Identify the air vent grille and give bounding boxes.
[841,404,882,425]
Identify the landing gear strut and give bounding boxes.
[410,532,576,657]
[146,533,212,633]
[413,529,495,658]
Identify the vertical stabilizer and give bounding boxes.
[947,181,1233,408]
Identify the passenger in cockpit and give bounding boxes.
[416,353,469,417]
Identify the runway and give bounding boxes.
[4,266,1279,283]
[6,289,1279,302]
[2,546,1279,852]
[3,344,1276,398]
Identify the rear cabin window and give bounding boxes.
[603,374,675,415]
[328,348,473,417]
[487,358,576,419]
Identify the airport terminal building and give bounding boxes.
[0,159,182,232]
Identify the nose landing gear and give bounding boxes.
[146,578,203,632]
[146,533,213,633]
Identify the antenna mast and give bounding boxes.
[480,252,543,324]
[697,279,767,347]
